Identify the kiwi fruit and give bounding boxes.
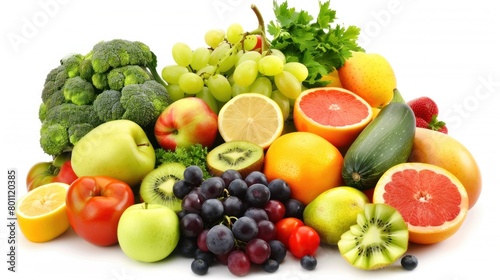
[206,140,264,178]
[139,162,186,212]
[337,203,409,270]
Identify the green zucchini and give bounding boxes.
[342,102,415,190]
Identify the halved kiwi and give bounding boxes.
[337,203,409,270]
[206,140,264,178]
[139,162,186,212]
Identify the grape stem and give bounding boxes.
[250,4,270,53]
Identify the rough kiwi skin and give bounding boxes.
[207,141,264,178]
[139,162,186,212]
[337,203,409,270]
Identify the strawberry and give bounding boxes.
[409,98,448,134]
[407,97,439,123]
[415,117,429,129]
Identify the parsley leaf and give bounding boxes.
[155,144,210,178]
[267,0,364,88]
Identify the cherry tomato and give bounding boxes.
[288,226,320,258]
[275,217,304,248]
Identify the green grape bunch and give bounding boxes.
[160,5,309,120]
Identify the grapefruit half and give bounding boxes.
[373,162,468,244]
[293,87,373,150]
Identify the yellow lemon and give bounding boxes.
[16,182,70,242]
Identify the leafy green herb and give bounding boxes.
[267,0,364,87]
[155,144,210,178]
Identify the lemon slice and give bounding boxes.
[218,93,284,149]
[16,182,70,242]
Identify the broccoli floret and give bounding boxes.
[40,103,103,155]
[60,54,84,78]
[93,90,126,122]
[108,65,152,90]
[42,54,86,103]
[83,39,167,88]
[93,80,171,128]
[87,39,153,73]
[63,76,96,105]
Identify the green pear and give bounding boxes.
[71,120,156,187]
[303,186,369,245]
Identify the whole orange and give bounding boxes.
[263,132,344,205]
[338,51,396,108]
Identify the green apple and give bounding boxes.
[71,120,155,187]
[117,203,180,262]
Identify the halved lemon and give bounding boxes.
[16,182,70,242]
[218,93,284,149]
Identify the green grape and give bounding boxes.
[218,50,237,73]
[178,72,204,94]
[197,65,216,79]
[209,42,231,66]
[196,87,219,113]
[249,76,272,97]
[172,42,193,67]
[274,70,302,99]
[205,29,225,49]
[231,82,250,97]
[236,51,262,66]
[258,55,284,76]
[233,60,258,87]
[271,89,291,120]
[207,74,232,102]
[283,62,309,82]
[226,23,244,45]
[166,84,185,101]
[269,49,286,64]
[243,34,260,51]
[161,65,189,84]
[191,47,211,71]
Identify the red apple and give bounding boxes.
[154,97,218,150]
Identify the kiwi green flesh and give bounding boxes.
[338,203,409,270]
[207,141,264,177]
[139,162,185,212]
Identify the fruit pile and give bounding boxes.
[18,0,482,277]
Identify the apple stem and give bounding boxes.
[137,143,150,147]
[144,202,148,209]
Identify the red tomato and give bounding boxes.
[275,217,304,248]
[66,176,135,246]
[288,226,321,258]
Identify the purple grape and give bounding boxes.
[227,178,248,199]
[245,183,270,207]
[267,178,291,202]
[268,239,286,263]
[200,177,225,199]
[227,250,251,276]
[184,165,204,186]
[200,198,224,224]
[222,196,244,217]
[245,238,271,265]
[181,192,205,214]
[180,213,204,237]
[300,255,317,270]
[244,207,268,223]
[244,171,268,186]
[232,216,258,242]
[206,225,235,255]
[284,198,304,219]
[221,169,243,186]
[256,220,276,241]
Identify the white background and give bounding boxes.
[1,0,499,279]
